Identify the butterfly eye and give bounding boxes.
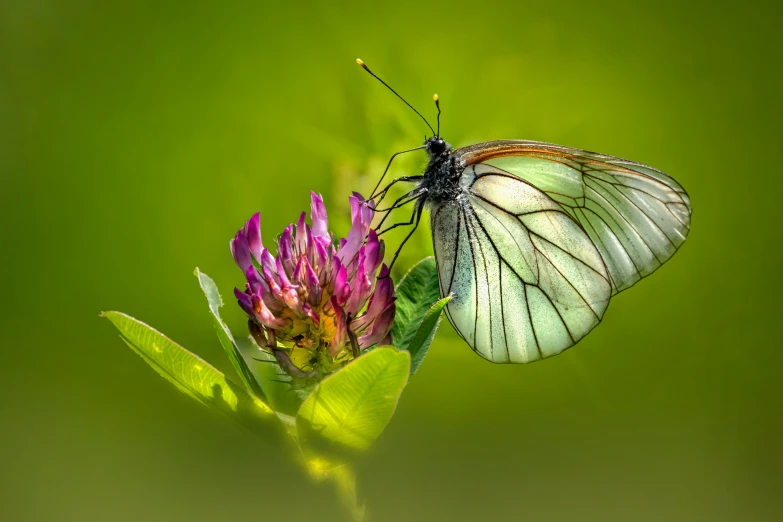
[429,137,446,155]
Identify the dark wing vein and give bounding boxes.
[584,180,664,264]
[466,208,496,360]
[574,207,619,289]
[499,260,510,362]
[431,204,446,299]
[471,196,536,282]
[447,206,462,296]
[473,194,601,321]
[580,205,645,275]
[524,226,608,283]
[460,203,481,350]
[468,199,583,352]
[523,281,543,359]
[586,176,677,250]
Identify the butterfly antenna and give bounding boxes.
[356,58,436,136]
[433,93,441,136]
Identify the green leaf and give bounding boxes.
[195,268,266,401]
[390,256,450,375]
[406,295,451,375]
[391,256,441,352]
[297,347,410,451]
[102,311,283,439]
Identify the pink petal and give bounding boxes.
[312,237,329,272]
[363,229,384,277]
[245,212,264,263]
[275,257,293,288]
[357,303,395,349]
[352,264,394,331]
[313,240,331,286]
[234,287,254,318]
[336,193,373,265]
[274,258,301,311]
[252,293,288,330]
[305,225,316,267]
[302,303,320,328]
[304,259,322,306]
[345,250,372,315]
[260,248,277,275]
[333,264,350,306]
[278,225,294,272]
[244,264,262,293]
[310,191,329,241]
[295,212,307,253]
[230,230,252,273]
[262,266,285,305]
[293,257,304,285]
[331,254,343,287]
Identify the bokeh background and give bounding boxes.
[2,0,782,520]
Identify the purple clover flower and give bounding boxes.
[230,192,395,376]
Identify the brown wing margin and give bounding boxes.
[454,139,689,197]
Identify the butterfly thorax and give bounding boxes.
[420,138,463,204]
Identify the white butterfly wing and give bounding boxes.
[455,140,692,294]
[431,164,613,363]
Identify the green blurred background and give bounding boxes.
[2,0,782,520]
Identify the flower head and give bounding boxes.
[231,192,395,375]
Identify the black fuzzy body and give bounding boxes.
[418,138,463,204]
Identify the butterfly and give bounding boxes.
[357,59,692,363]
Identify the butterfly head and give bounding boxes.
[425,135,451,157]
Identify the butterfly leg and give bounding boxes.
[376,197,422,236]
[374,187,427,230]
[372,175,424,207]
[369,146,425,199]
[382,196,427,276]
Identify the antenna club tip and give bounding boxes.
[433,93,439,102]
[356,58,366,68]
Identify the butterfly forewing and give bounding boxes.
[455,140,692,294]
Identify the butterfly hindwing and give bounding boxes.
[431,165,612,363]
